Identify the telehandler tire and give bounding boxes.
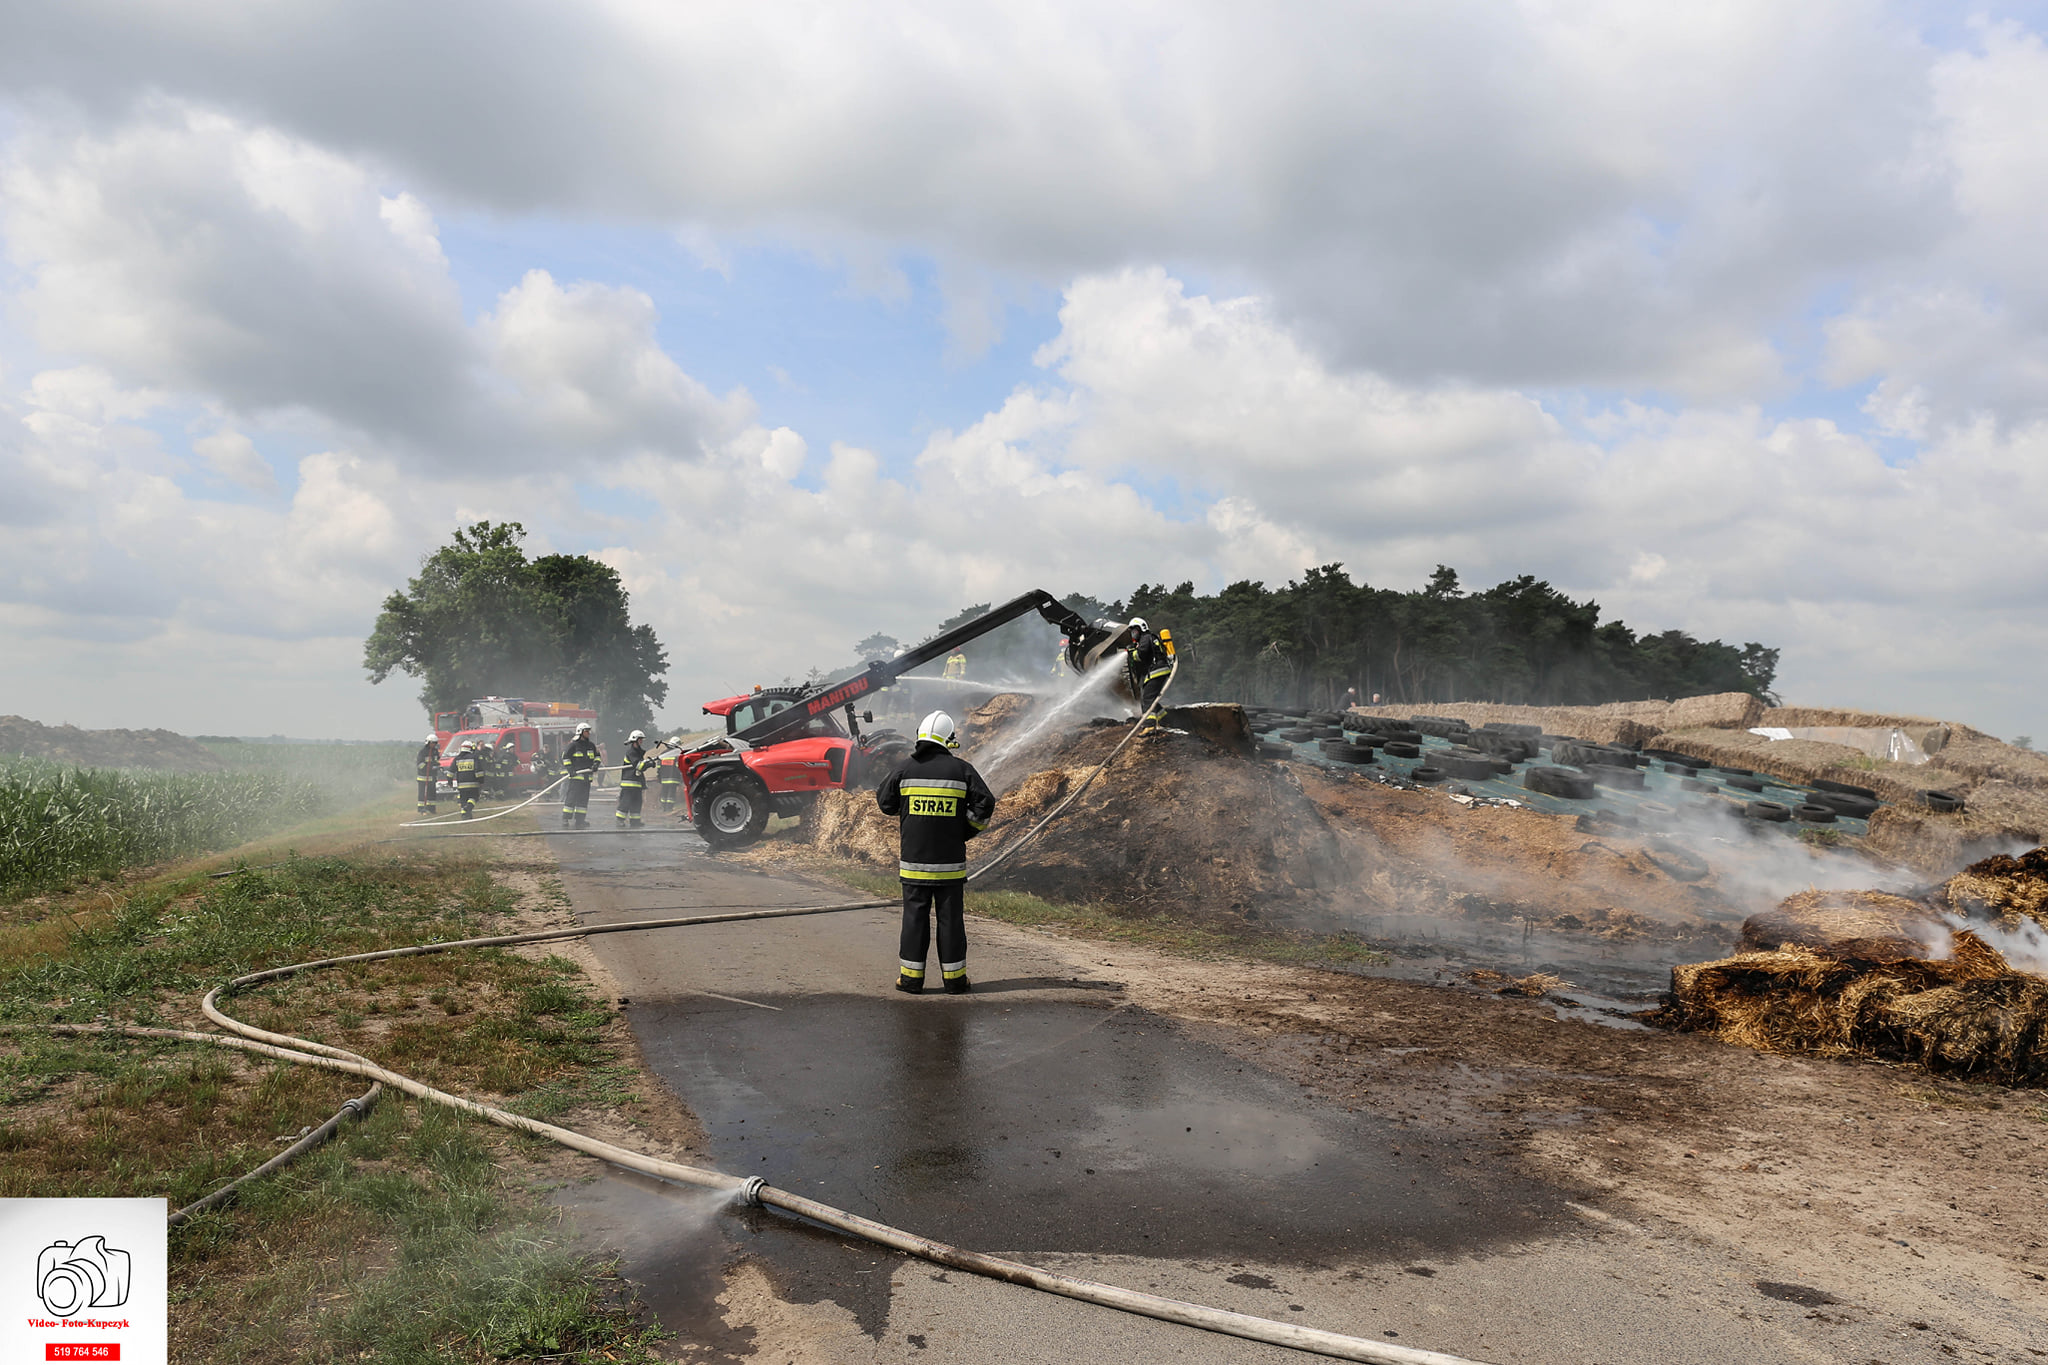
[694,771,772,849]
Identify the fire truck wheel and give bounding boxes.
[694,772,772,849]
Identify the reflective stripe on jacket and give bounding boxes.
[618,742,647,787]
[876,742,995,881]
[452,754,481,787]
[415,742,439,777]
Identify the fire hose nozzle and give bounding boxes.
[740,1176,768,1207]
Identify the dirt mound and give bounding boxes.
[1737,889,1943,961]
[1664,847,2048,1085]
[0,715,226,772]
[801,714,1355,920]
[1938,846,2048,930]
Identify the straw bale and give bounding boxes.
[1737,889,1941,961]
[1880,973,2048,1084]
[961,692,1036,746]
[1929,733,2048,789]
[1346,702,1660,746]
[1939,845,2048,931]
[1762,706,1946,732]
[1863,806,2017,876]
[1660,692,1765,730]
[1649,728,1958,809]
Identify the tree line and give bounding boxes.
[864,564,1778,712]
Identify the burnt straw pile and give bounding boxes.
[1660,849,2048,1085]
[800,698,1356,920]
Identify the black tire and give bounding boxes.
[1747,800,1792,823]
[1726,775,1764,792]
[1439,754,1496,780]
[693,771,773,849]
[1646,840,1710,882]
[1307,710,1342,724]
[1663,763,1693,775]
[1524,766,1596,799]
[1256,741,1290,759]
[1813,778,1879,800]
[1923,790,1965,814]
[1383,741,1421,759]
[1411,765,1445,784]
[1637,800,1676,825]
[1808,790,1879,819]
[1713,766,1755,778]
[1328,745,1376,765]
[1587,764,1646,790]
[1681,777,1716,793]
[1793,803,1837,823]
[1280,728,1316,742]
[1343,730,1384,748]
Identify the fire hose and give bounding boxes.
[30,665,1493,1362]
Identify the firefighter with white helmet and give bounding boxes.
[876,710,995,994]
[414,732,441,815]
[451,738,484,819]
[560,721,600,829]
[614,729,654,829]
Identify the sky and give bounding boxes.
[2,1,2045,742]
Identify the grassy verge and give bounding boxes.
[0,826,669,1363]
[826,865,1390,970]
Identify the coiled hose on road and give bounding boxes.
[35,667,1493,1363]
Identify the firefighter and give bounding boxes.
[614,730,652,829]
[486,737,514,797]
[876,710,994,995]
[1124,617,1172,728]
[943,650,968,680]
[1051,637,1069,678]
[452,739,483,819]
[561,722,600,828]
[414,733,440,815]
[658,741,681,813]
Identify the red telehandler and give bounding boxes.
[677,591,1130,849]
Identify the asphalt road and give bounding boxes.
[541,822,1956,1364]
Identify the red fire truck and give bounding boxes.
[430,697,600,796]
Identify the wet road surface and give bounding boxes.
[539,820,1937,1364]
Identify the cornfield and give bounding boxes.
[0,746,403,900]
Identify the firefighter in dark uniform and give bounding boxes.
[415,733,440,815]
[485,737,514,798]
[658,740,682,813]
[1124,616,1173,729]
[876,710,995,995]
[614,730,652,829]
[561,722,600,829]
[451,740,484,819]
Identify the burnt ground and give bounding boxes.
[541,814,2048,1364]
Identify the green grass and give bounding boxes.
[831,867,1390,970]
[1,849,669,1362]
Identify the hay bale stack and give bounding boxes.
[1927,733,2048,789]
[1762,705,1946,732]
[1939,846,2048,930]
[1737,889,1943,961]
[1344,702,1661,747]
[1661,692,1766,730]
[1882,974,2048,1083]
[1864,806,2017,875]
[1649,727,1958,809]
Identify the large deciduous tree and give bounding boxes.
[364,522,668,746]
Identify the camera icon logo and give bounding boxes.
[36,1236,131,1316]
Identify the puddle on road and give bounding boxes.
[629,990,1572,1335]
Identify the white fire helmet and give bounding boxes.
[424,733,438,744]
[1128,617,1149,633]
[668,736,683,747]
[917,711,960,749]
[462,739,478,750]
[575,721,592,733]
[629,729,645,741]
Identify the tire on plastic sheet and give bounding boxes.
[1524,765,1596,799]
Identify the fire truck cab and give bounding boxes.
[430,697,599,795]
